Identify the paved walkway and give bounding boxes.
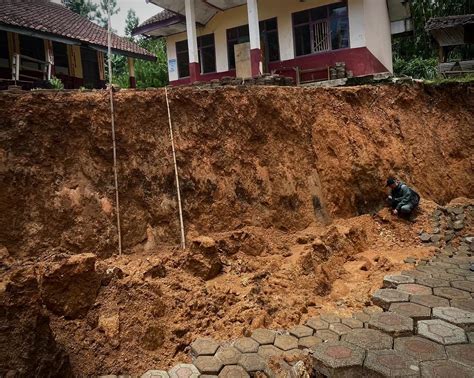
[105,204,474,377]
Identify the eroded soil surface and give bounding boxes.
[0,83,473,376]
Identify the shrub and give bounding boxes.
[394,57,439,80]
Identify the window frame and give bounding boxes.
[292,2,350,58]
[226,18,281,70]
[175,33,217,78]
[0,30,9,68]
[226,25,250,70]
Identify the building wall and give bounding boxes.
[363,0,393,72]
[165,0,391,82]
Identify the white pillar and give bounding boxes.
[247,0,260,50]
[185,0,200,81]
[247,0,262,76]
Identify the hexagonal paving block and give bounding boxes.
[397,283,433,296]
[446,268,470,277]
[368,312,414,337]
[237,353,267,372]
[168,364,200,378]
[288,325,314,339]
[274,334,298,351]
[394,336,447,362]
[218,365,249,378]
[416,265,441,274]
[233,337,259,354]
[363,306,383,315]
[352,311,370,323]
[250,328,276,345]
[305,317,329,331]
[364,349,420,377]
[298,335,322,349]
[383,274,415,288]
[194,356,224,375]
[446,344,474,369]
[190,338,220,357]
[417,319,467,345]
[319,313,341,324]
[420,359,473,378]
[434,287,472,300]
[329,323,352,336]
[342,328,393,350]
[372,289,410,310]
[415,276,450,288]
[284,348,308,362]
[341,318,364,329]
[141,371,170,378]
[401,270,431,279]
[451,280,474,293]
[411,294,450,308]
[437,272,466,281]
[433,307,474,331]
[257,344,283,359]
[312,341,365,377]
[389,302,431,321]
[215,346,241,366]
[451,298,474,313]
[315,329,340,342]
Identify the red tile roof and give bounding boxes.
[0,0,155,60]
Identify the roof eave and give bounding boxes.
[132,15,185,36]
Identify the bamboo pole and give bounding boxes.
[165,87,186,250]
[107,4,122,255]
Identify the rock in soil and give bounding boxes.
[39,253,101,319]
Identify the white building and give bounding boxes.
[133,0,412,85]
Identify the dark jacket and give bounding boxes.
[391,182,420,211]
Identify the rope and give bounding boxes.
[107,4,122,255]
[165,87,186,250]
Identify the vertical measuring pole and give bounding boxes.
[165,87,186,250]
[107,3,123,255]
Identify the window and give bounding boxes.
[293,3,349,57]
[176,34,216,78]
[19,34,46,71]
[227,25,250,70]
[227,19,281,70]
[176,40,189,78]
[198,34,216,74]
[53,42,69,75]
[80,47,99,89]
[260,18,280,63]
[0,31,8,68]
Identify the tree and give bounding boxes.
[61,0,100,23]
[97,0,120,28]
[113,10,169,88]
[393,0,473,78]
[125,9,140,41]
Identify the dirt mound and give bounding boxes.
[0,84,473,258]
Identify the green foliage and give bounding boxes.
[393,0,473,61]
[134,39,169,88]
[394,57,438,79]
[97,0,120,28]
[393,0,473,79]
[110,9,168,89]
[49,76,65,90]
[125,9,139,40]
[62,0,101,23]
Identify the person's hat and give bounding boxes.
[386,177,396,187]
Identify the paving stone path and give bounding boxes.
[102,205,474,377]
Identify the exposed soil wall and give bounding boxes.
[0,84,473,258]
